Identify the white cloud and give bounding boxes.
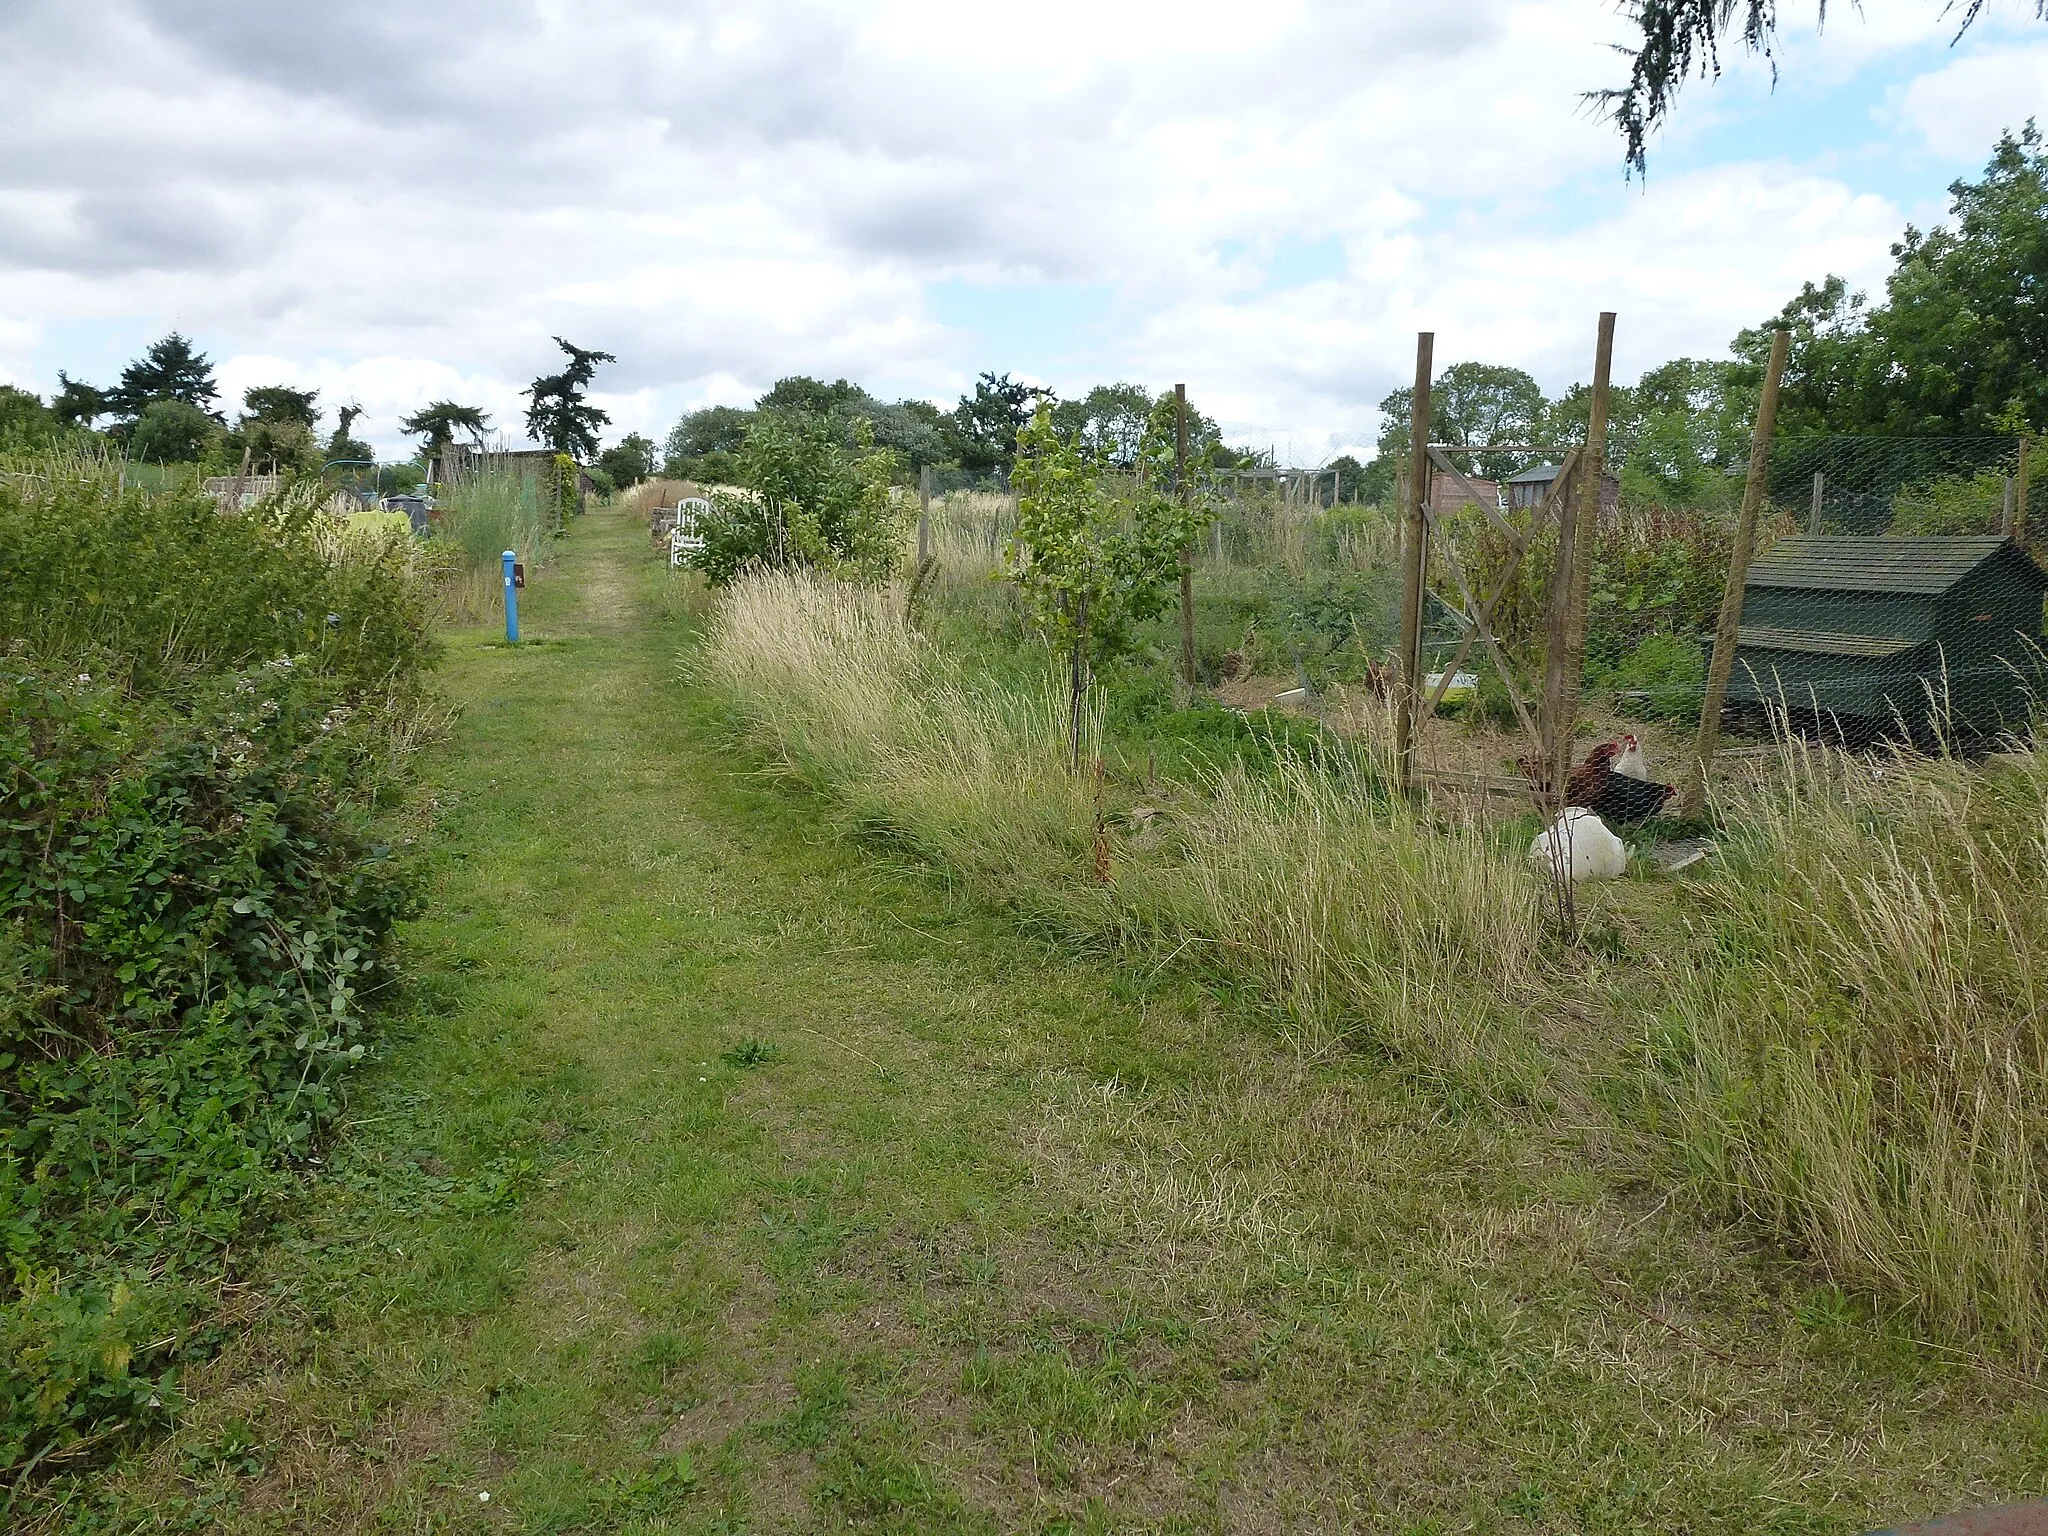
[1897,39,2048,158]
[0,0,2033,461]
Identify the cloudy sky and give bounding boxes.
[2,0,2044,464]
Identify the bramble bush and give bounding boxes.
[0,461,434,1475]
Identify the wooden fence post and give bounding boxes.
[1176,383,1198,691]
[2017,436,2031,547]
[1683,327,1790,818]
[1809,471,1824,535]
[1395,332,1434,795]
[1548,312,1616,794]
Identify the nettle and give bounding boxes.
[1009,404,1203,765]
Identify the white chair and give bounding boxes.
[669,498,709,566]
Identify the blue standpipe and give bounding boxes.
[502,550,520,643]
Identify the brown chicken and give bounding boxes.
[1567,738,1674,823]
[1565,740,1621,807]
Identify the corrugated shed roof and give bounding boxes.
[1505,463,1562,485]
[1745,536,2041,595]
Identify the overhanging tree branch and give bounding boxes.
[1592,0,2042,176]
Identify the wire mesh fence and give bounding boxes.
[831,404,2042,833]
[1385,432,2040,808]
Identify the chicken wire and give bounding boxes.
[1408,434,2042,815]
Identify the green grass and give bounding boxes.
[32,508,2048,1533]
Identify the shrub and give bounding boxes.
[690,413,900,587]
[0,467,432,700]
[0,461,433,1471]
[124,399,217,466]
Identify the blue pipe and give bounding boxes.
[502,549,519,643]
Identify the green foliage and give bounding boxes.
[239,386,318,431]
[720,1039,781,1068]
[595,432,655,491]
[1099,669,1339,778]
[952,372,1048,476]
[433,469,552,571]
[1009,406,1202,671]
[0,387,63,453]
[125,399,217,466]
[1372,362,1547,488]
[1587,632,1707,722]
[664,404,754,478]
[1888,467,2017,535]
[1739,126,2048,438]
[398,401,490,458]
[52,373,109,432]
[550,452,582,527]
[0,473,432,698]
[524,337,615,460]
[0,462,432,1470]
[689,413,900,587]
[219,412,320,478]
[107,333,219,422]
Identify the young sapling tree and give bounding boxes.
[1009,404,1204,767]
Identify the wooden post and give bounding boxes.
[2017,436,2031,547]
[2002,475,2016,537]
[1550,312,1616,793]
[1176,384,1198,690]
[1394,332,1434,795]
[1683,327,1790,818]
[1809,470,1824,535]
[917,464,933,567]
[1541,468,1578,793]
[1211,518,1224,562]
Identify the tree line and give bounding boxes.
[660,371,1249,489]
[0,333,632,494]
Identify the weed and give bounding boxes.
[721,1038,782,1069]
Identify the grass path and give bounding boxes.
[61,508,2047,1534]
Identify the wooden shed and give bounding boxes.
[1504,462,1619,514]
[1726,535,2048,739]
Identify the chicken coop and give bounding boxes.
[1724,534,2048,741]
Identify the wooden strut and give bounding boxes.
[1682,327,1790,818]
[1423,519,1544,747]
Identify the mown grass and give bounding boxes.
[34,508,2048,1534]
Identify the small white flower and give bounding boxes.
[478,1492,490,1503]
[76,673,91,684]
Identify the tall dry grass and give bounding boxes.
[696,567,1550,1091]
[1666,736,2048,1358]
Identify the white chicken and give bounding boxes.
[1614,733,1650,781]
[1529,807,1628,883]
